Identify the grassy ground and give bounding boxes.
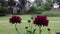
[0,15,60,34]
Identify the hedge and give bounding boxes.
[42,11,60,17]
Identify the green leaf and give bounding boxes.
[33,28,36,34]
[27,30,33,34]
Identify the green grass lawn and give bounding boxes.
[0,15,60,34]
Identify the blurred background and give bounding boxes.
[0,0,60,34]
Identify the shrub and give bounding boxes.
[42,11,60,17]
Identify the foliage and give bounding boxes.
[55,0,60,3]
[0,7,8,13]
[0,7,8,16]
[38,5,45,11]
[8,0,16,6]
[33,2,52,11]
[55,0,60,8]
[18,0,27,14]
[0,0,8,16]
[27,28,36,34]
[28,6,38,13]
[29,6,38,11]
[42,11,60,17]
[43,2,53,11]
[35,0,42,6]
[29,5,45,14]
[29,0,53,14]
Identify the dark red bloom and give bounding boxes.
[9,16,22,24]
[34,16,49,26]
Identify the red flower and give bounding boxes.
[34,16,49,26]
[9,16,22,24]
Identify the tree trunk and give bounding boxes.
[9,6,13,14]
[13,6,17,14]
[59,3,60,8]
[19,6,26,14]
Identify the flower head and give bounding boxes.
[25,27,28,29]
[9,16,22,24]
[28,20,31,23]
[34,16,49,26]
[48,28,50,31]
[31,17,33,19]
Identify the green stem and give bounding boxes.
[39,26,41,34]
[15,23,20,34]
[31,23,32,31]
[48,31,50,34]
[29,23,30,30]
[28,22,33,34]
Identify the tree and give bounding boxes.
[0,0,6,6]
[43,1,53,10]
[8,0,16,14]
[55,0,60,8]
[36,0,53,10]
[8,0,16,6]
[0,0,8,16]
[35,0,43,6]
[28,5,38,13]
[18,0,30,14]
[19,0,27,14]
